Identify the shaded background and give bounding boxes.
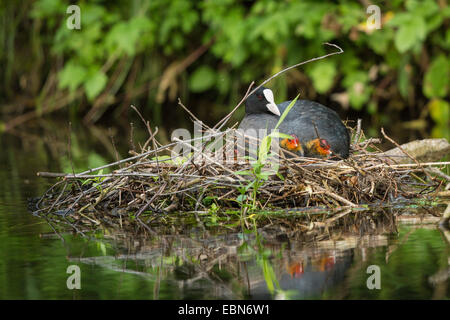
[0,0,449,144]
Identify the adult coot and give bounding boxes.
[238,87,350,159]
[237,87,281,158]
[238,86,281,128]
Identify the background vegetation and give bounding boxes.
[0,0,449,141]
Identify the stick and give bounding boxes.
[214,43,344,131]
[354,119,362,144]
[381,128,433,180]
[172,137,246,181]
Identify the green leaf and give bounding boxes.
[258,135,271,163]
[82,5,107,25]
[276,171,285,181]
[31,0,66,18]
[275,94,300,129]
[105,17,152,56]
[308,61,336,93]
[394,16,426,53]
[258,172,271,181]
[58,62,87,93]
[236,194,247,203]
[343,72,371,110]
[425,14,443,33]
[151,155,173,163]
[235,170,253,176]
[98,242,107,256]
[406,0,439,18]
[189,66,216,92]
[367,28,393,54]
[423,55,449,98]
[84,71,108,101]
[428,99,450,126]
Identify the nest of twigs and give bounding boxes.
[31,119,449,230]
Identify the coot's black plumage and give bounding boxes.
[238,86,350,158]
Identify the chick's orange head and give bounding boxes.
[307,138,332,157]
[280,134,303,153]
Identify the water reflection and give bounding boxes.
[37,211,447,300]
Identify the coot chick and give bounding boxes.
[238,87,350,159]
[280,134,304,155]
[279,134,332,158]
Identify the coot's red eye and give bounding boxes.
[257,94,263,100]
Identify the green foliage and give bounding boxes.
[343,71,372,110]
[58,61,87,92]
[205,203,220,225]
[189,66,216,92]
[1,0,449,137]
[423,55,449,99]
[308,61,337,94]
[85,70,108,101]
[391,14,426,53]
[81,169,105,191]
[428,99,450,140]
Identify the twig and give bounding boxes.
[354,119,362,144]
[426,167,450,182]
[177,98,211,130]
[214,43,344,131]
[381,127,433,181]
[172,137,246,181]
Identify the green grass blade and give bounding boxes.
[275,93,300,130]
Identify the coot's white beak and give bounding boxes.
[263,88,280,116]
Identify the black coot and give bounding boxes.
[238,86,350,158]
[238,86,280,130]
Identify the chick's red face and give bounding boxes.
[319,139,331,154]
[280,135,302,152]
[288,135,300,148]
[306,138,332,157]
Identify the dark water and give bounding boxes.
[0,124,449,300]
